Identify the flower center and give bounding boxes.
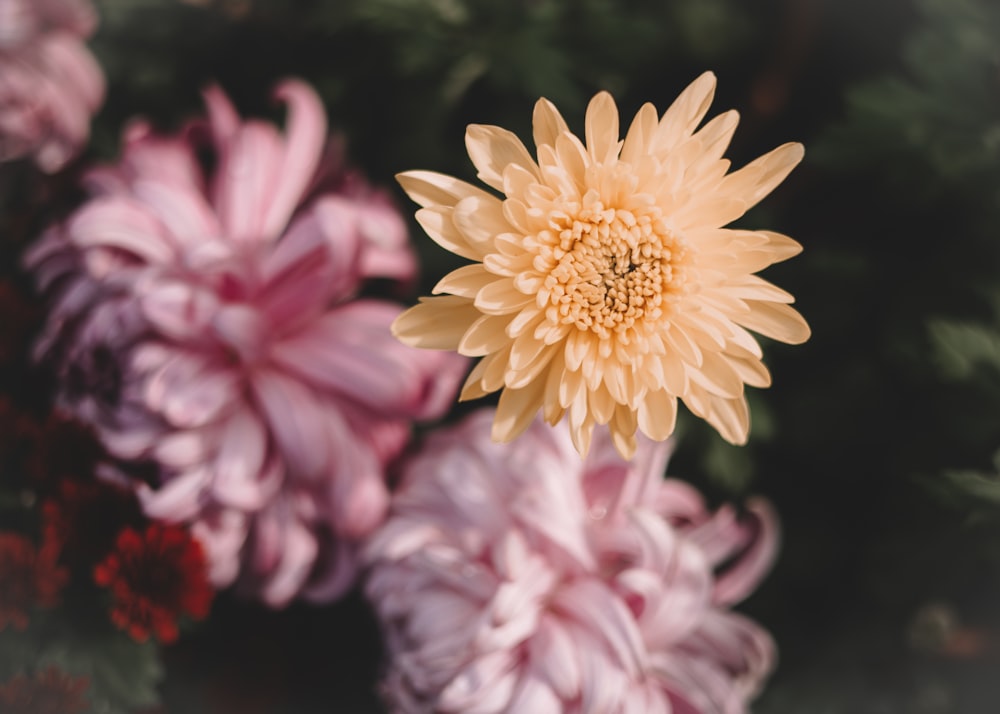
[540,198,688,340]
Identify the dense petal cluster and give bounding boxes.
[393,73,810,457]
[26,80,466,606]
[366,409,778,714]
[0,0,104,171]
[0,531,67,631]
[0,667,90,714]
[93,523,213,643]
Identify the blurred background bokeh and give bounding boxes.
[3,0,1000,711]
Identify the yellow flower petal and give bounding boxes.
[735,301,811,345]
[706,394,751,446]
[717,142,805,209]
[414,206,484,261]
[585,91,620,164]
[397,170,491,209]
[466,124,539,193]
[460,313,514,356]
[493,380,544,443]
[689,110,740,169]
[620,102,659,165]
[453,194,511,249]
[392,296,478,349]
[609,405,638,458]
[637,389,678,442]
[506,341,559,390]
[651,71,717,155]
[532,97,570,149]
[474,279,533,315]
[588,381,616,425]
[433,264,496,297]
[761,230,804,262]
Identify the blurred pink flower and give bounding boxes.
[365,410,777,713]
[25,79,467,606]
[0,0,104,172]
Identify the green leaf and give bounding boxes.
[927,319,1000,379]
[942,468,1000,506]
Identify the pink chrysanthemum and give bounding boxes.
[366,409,777,714]
[0,0,104,172]
[25,80,467,606]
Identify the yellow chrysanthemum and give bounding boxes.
[393,72,810,458]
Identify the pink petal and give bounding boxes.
[143,351,237,429]
[439,649,518,713]
[351,193,418,283]
[332,468,389,539]
[300,538,360,604]
[687,610,776,692]
[191,508,249,587]
[527,616,582,700]
[202,83,240,148]
[505,675,561,713]
[338,399,411,464]
[212,303,268,363]
[710,499,780,606]
[39,32,104,112]
[68,197,175,265]
[130,179,221,251]
[213,120,284,242]
[260,80,327,239]
[152,430,210,470]
[508,447,595,571]
[255,515,319,607]
[212,410,279,511]
[140,278,220,342]
[86,123,205,196]
[576,640,629,713]
[0,0,38,46]
[257,198,364,324]
[552,578,647,678]
[270,300,464,418]
[251,367,331,479]
[136,465,210,521]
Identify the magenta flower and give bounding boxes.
[365,410,777,713]
[0,0,104,172]
[25,80,467,606]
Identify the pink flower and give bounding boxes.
[0,0,104,172]
[25,79,467,606]
[365,410,777,713]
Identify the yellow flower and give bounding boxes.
[393,72,810,458]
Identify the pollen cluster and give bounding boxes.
[536,191,689,342]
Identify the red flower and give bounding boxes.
[0,532,67,631]
[93,523,213,644]
[0,666,90,714]
[42,477,141,568]
[0,400,108,499]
